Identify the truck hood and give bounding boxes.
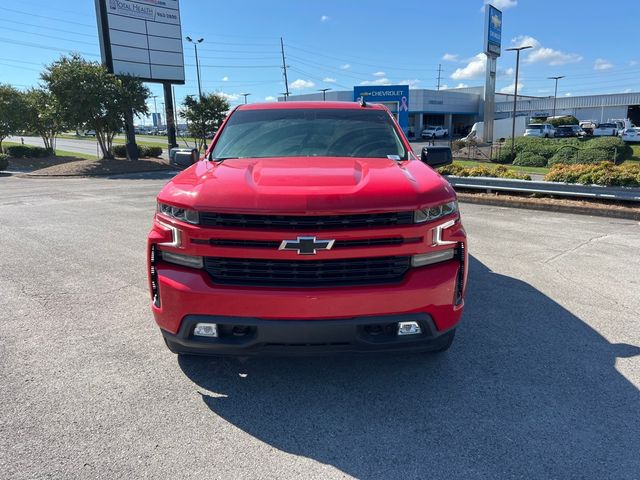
[159,157,456,214]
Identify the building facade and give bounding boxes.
[282,87,640,138]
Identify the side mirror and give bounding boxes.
[171,148,199,168]
[421,146,453,168]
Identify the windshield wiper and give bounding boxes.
[211,156,240,163]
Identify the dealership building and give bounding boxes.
[282,86,640,137]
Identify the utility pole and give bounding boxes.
[164,82,177,149]
[280,37,290,98]
[280,92,289,102]
[548,76,565,119]
[506,45,533,160]
[436,64,442,91]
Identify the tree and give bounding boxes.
[548,115,580,128]
[0,84,26,152]
[181,94,230,151]
[23,88,67,154]
[41,54,149,159]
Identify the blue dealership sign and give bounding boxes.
[484,4,502,57]
[353,85,409,135]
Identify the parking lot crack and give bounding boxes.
[542,234,611,264]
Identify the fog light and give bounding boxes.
[397,321,422,336]
[194,323,218,337]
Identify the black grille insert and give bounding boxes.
[195,237,417,249]
[204,256,411,287]
[199,211,415,230]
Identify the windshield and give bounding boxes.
[211,108,407,160]
[527,124,543,130]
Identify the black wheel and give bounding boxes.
[544,134,549,138]
[430,328,456,353]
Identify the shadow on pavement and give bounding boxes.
[178,256,640,479]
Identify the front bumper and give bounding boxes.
[162,313,454,356]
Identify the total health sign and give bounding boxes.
[353,85,409,135]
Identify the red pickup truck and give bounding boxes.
[147,101,467,355]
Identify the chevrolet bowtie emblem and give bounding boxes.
[278,236,335,255]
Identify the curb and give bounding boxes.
[19,167,177,178]
[456,192,640,221]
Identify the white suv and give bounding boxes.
[524,123,555,138]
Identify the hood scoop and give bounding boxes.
[248,158,369,188]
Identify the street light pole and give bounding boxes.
[185,36,204,99]
[151,95,158,129]
[241,93,251,104]
[318,88,331,101]
[506,45,532,160]
[548,76,565,119]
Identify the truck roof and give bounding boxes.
[236,101,388,111]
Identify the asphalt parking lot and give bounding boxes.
[1,173,639,479]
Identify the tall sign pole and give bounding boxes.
[95,0,186,157]
[482,4,502,144]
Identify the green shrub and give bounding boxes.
[582,137,632,162]
[112,144,128,157]
[438,163,530,180]
[544,162,640,187]
[513,152,547,167]
[491,148,515,164]
[548,148,611,166]
[0,153,9,171]
[513,137,557,158]
[5,145,50,158]
[548,115,579,127]
[142,146,163,158]
[6,145,33,158]
[112,145,163,158]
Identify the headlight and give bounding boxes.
[414,201,458,223]
[157,202,199,224]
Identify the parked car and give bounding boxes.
[593,123,618,136]
[621,127,640,143]
[554,125,583,138]
[579,120,597,136]
[421,126,448,139]
[524,123,555,138]
[148,101,467,356]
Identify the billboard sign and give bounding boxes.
[484,4,502,57]
[94,0,185,83]
[353,85,410,135]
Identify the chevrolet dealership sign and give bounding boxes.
[95,0,185,83]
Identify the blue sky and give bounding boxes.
[1,0,639,120]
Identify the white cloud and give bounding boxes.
[594,58,613,70]
[400,79,421,88]
[629,60,638,66]
[564,92,572,97]
[323,77,337,83]
[483,0,517,10]
[217,92,240,101]
[499,82,523,94]
[221,76,229,82]
[340,63,351,70]
[440,84,449,90]
[623,88,633,93]
[290,79,315,90]
[442,53,459,62]
[373,71,386,77]
[451,53,486,80]
[264,96,277,102]
[320,15,329,22]
[455,83,469,88]
[503,67,514,77]
[511,35,582,66]
[359,77,391,86]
